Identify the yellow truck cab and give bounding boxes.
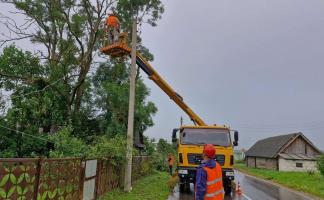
[172,125,239,194]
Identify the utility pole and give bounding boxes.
[124,16,137,192]
[16,121,22,157]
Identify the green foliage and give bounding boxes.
[0,46,67,157]
[143,136,156,156]
[92,61,157,139]
[49,127,88,158]
[117,0,165,28]
[101,171,170,200]
[0,45,44,90]
[235,163,324,198]
[317,154,324,177]
[0,0,164,158]
[88,136,127,165]
[0,94,4,115]
[152,139,176,171]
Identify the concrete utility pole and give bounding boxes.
[16,121,22,157]
[124,17,137,192]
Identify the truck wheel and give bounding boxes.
[224,185,232,195]
[179,183,185,193]
[179,183,190,193]
[184,182,191,193]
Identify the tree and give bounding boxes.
[0,0,117,118]
[92,60,157,141]
[0,0,165,157]
[143,136,156,156]
[117,0,164,62]
[318,154,324,177]
[0,46,52,157]
[152,138,176,171]
[0,118,17,158]
[0,0,164,119]
[117,0,164,29]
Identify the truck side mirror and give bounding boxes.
[172,128,179,143]
[233,131,239,146]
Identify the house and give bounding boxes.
[245,132,321,172]
[234,149,246,161]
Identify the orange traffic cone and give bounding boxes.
[236,181,242,195]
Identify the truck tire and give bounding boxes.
[179,182,190,193]
[184,182,190,193]
[224,185,232,195]
[179,183,185,193]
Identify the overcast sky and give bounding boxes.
[140,0,324,150]
[1,0,324,150]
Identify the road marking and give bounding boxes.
[242,193,253,200]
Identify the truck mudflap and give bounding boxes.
[177,167,235,194]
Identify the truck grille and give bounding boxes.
[187,154,225,166]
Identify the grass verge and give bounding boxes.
[235,163,324,199]
[101,171,171,200]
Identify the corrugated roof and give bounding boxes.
[278,153,317,161]
[245,133,299,158]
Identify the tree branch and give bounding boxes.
[0,35,33,47]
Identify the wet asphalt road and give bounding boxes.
[167,170,318,200]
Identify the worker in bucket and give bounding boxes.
[104,12,120,44]
[195,144,224,200]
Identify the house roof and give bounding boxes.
[245,132,307,158]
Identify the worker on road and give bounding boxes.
[104,12,120,44]
[195,144,224,200]
[168,153,174,176]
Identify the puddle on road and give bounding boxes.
[167,184,194,200]
[168,184,238,200]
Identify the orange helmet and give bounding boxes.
[203,144,215,158]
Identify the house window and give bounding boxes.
[296,163,303,168]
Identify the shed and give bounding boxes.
[245,132,321,171]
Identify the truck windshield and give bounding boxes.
[181,128,231,146]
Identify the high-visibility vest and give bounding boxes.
[105,16,119,28]
[168,156,174,166]
[203,163,224,200]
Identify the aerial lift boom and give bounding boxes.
[100,37,206,126]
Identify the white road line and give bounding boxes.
[242,193,253,200]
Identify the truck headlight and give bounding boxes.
[226,171,234,176]
[178,169,188,175]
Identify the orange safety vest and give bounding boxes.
[168,156,174,166]
[203,163,223,200]
[105,15,119,28]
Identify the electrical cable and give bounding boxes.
[10,74,70,100]
[0,124,54,143]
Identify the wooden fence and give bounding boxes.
[0,156,150,200]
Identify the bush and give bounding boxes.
[151,152,169,171]
[317,154,324,177]
[88,135,126,165]
[141,160,153,175]
[49,127,89,158]
[151,139,177,172]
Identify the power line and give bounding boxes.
[10,74,69,100]
[0,124,54,143]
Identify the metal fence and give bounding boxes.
[0,156,150,200]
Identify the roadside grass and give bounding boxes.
[101,171,171,200]
[235,163,324,199]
